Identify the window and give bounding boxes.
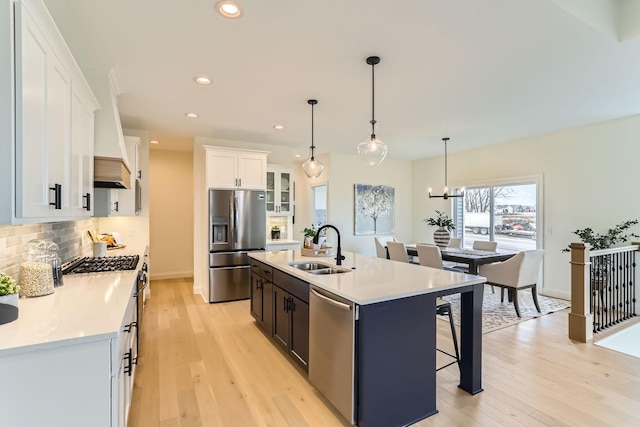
[453,181,539,251]
[312,184,327,227]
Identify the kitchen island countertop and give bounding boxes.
[249,250,485,305]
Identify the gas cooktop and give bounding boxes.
[62,255,140,274]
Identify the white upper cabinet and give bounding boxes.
[2,0,98,223]
[69,77,96,217]
[205,146,268,190]
[266,165,294,216]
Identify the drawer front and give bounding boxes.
[250,259,273,282]
[273,269,309,303]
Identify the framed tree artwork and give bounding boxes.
[354,184,395,235]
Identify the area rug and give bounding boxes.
[439,285,571,333]
[595,322,640,359]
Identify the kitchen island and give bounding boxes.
[249,250,486,427]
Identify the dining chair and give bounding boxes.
[416,244,444,269]
[448,238,462,249]
[387,241,410,263]
[415,244,460,371]
[374,236,397,258]
[472,240,498,251]
[478,249,545,317]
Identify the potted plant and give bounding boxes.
[563,220,639,304]
[270,225,281,240]
[302,224,317,249]
[424,210,456,248]
[0,272,20,325]
[562,219,639,252]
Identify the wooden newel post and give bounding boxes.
[568,242,593,342]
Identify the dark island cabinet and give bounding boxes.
[272,284,309,370]
[250,260,273,334]
[250,261,309,371]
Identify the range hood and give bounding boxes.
[94,156,131,188]
[85,67,131,188]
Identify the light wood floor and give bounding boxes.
[128,278,640,427]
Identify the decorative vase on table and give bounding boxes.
[0,293,19,325]
[433,227,451,249]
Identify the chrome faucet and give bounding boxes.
[313,224,345,266]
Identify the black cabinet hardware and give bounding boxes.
[49,184,62,209]
[82,193,91,211]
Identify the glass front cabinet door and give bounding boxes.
[266,166,293,216]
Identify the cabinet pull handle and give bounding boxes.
[256,279,263,290]
[49,184,62,209]
[114,201,119,212]
[82,193,91,211]
[289,297,295,312]
[284,296,290,312]
[124,350,133,376]
[263,269,270,276]
[137,170,142,179]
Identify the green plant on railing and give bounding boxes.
[562,219,639,252]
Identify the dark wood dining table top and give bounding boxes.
[406,244,517,275]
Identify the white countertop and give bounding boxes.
[266,239,301,246]
[0,247,145,357]
[249,250,486,305]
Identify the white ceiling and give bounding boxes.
[43,0,640,159]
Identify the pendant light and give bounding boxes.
[428,137,465,199]
[302,99,324,178]
[358,56,388,166]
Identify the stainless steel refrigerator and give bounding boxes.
[209,189,266,303]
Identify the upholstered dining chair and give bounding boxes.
[414,244,460,371]
[415,244,444,269]
[478,249,545,317]
[450,241,500,284]
[472,240,498,251]
[448,238,462,249]
[387,241,410,263]
[374,236,397,258]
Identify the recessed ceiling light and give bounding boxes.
[150,140,160,144]
[185,112,199,118]
[273,125,285,130]
[215,1,242,18]
[194,76,212,85]
[294,154,301,158]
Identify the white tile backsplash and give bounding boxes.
[0,218,99,280]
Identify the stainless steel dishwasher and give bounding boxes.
[309,285,357,425]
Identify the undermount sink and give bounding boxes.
[308,268,350,275]
[288,262,332,271]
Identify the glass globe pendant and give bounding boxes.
[302,99,324,178]
[358,56,388,166]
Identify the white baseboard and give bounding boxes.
[149,271,193,281]
[540,288,570,301]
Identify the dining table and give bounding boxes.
[405,244,517,275]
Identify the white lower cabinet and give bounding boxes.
[0,283,138,427]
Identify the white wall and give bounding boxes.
[413,114,640,299]
[148,149,193,280]
[323,153,414,256]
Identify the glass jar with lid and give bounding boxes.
[18,239,54,297]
